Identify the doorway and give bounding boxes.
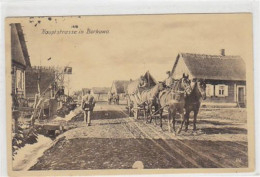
[237,86,245,107]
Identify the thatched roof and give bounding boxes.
[92,87,110,94]
[172,53,246,81]
[111,80,130,94]
[11,23,31,68]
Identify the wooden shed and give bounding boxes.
[171,52,246,107]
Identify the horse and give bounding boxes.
[158,74,192,134]
[184,79,206,132]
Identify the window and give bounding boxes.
[215,84,228,97]
[219,85,225,96]
[16,69,24,91]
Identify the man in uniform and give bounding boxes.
[81,90,95,126]
[165,71,174,88]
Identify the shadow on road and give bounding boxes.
[201,127,247,134]
[29,137,248,170]
[197,120,234,126]
[69,110,129,122]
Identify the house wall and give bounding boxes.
[202,80,246,105]
[12,66,26,98]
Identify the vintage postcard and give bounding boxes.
[5,14,254,176]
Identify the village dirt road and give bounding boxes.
[30,102,248,170]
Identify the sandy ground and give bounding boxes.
[28,102,248,170]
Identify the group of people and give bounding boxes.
[80,71,174,126]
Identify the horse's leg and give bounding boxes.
[152,105,157,125]
[177,109,185,134]
[144,105,147,122]
[185,109,190,132]
[193,110,199,131]
[159,107,163,130]
[153,103,159,126]
[168,109,172,133]
[148,104,153,124]
[172,112,176,133]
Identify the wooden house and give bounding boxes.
[11,23,31,100]
[171,51,246,107]
[11,23,32,133]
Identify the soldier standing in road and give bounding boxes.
[81,90,95,126]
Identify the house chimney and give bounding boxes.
[221,49,225,56]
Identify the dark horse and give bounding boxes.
[158,74,192,134]
[184,79,206,132]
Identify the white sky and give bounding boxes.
[7,14,252,92]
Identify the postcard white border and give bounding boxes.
[0,0,259,177]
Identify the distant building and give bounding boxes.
[91,87,110,101]
[111,80,130,95]
[171,51,246,107]
[11,23,31,100]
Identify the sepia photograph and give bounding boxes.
[5,13,254,175]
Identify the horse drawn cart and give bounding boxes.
[126,71,159,120]
[126,72,206,134]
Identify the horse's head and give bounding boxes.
[197,79,207,100]
[180,74,192,96]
